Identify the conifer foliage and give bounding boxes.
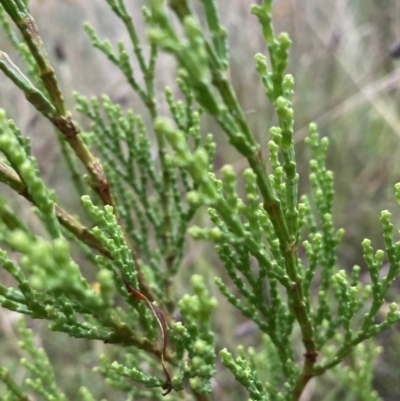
[0,1,399,400]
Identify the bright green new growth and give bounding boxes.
[0,0,398,400]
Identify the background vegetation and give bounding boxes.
[1,0,400,400]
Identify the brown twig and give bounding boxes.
[124,279,173,395]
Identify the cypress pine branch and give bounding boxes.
[0,1,399,400]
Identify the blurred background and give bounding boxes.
[1,0,400,400]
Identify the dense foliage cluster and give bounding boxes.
[0,1,399,400]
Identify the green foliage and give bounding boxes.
[0,319,65,401]
[0,0,398,400]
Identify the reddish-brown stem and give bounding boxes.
[124,280,172,396]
